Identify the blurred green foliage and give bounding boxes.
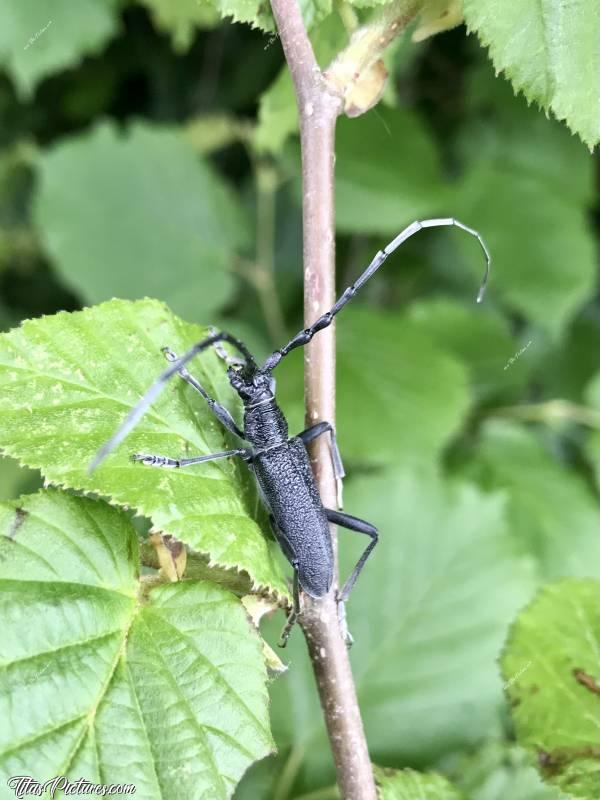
[0,2,598,799]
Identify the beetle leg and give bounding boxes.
[297,422,345,508]
[90,330,256,473]
[325,508,378,647]
[278,566,300,648]
[131,448,250,468]
[162,347,245,439]
[207,325,247,368]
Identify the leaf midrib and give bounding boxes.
[56,595,139,782]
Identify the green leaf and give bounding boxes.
[348,471,534,760]
[462,0,600,148]
[335,107,449,234]
[455,69,596,335]
[276,308,470,466]
[501,579,600,798]
[407,299,531,401]
[0,0,118,97]
[201,0,270,31]
[231,754,282,800]
[449,741,567,800]
[33,121,249,323]
[455,165,596,335]
[0,298,288,598]
[298,0,333,29]
[203,0,331,32]
[265,470,534,775]
[461,65,594,204]
[137,0,219,51]
[464,421,600,581]
[254,69,297,156]
[375,765,465,800]
[0,490,274,797]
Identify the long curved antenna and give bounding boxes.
[261,217,490,373]
[89,331,255,473]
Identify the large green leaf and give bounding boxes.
[347,471,533,761]
[463,421,600,580]
[0,490,273,798]
[263,469,534,786]
[501,579,600,799]
[407,299,531,401]
[0,0,118,97]
[0,299,288,598]
[462,0,600,148]
[375,765,465,800]
[276,307,470,466]
[33,121,249,323]
[455,165,595,335]
[460,65,594,205]
[455,68,596,335]
[335,107,449,234]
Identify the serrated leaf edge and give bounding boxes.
[463,25,597,150]
[0,448,290,605]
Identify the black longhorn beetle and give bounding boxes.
[90,218,490,646]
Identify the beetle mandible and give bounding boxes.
[91,217,490,646]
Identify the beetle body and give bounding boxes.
[252,431,334,598]
[236,375,334,598]
[91,217,490,645]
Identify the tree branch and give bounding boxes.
[271,2,377,799]
[271,0,320,103]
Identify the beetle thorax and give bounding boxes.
[227,367,288,447]
[244,400,288,447]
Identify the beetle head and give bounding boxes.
[228,366,276,406]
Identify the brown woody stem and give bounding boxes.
[270,1,377,798]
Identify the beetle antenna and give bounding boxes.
[260,217,490,372]
[89,331,256,473]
